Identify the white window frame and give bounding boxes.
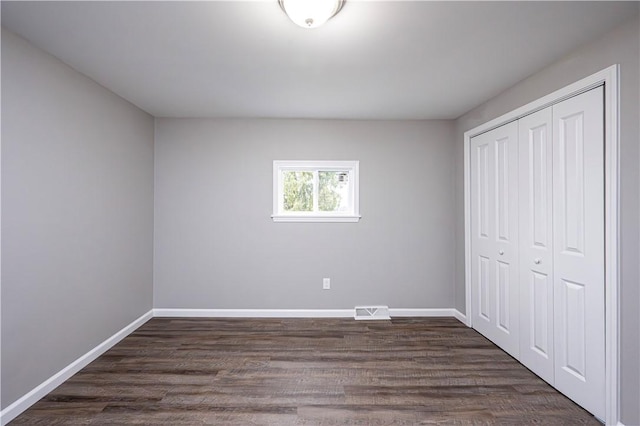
[272,160,360,223]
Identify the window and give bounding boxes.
[272,160,360,222]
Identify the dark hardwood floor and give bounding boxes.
[11,317,600,425]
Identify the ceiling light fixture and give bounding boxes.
[278,0,345,29]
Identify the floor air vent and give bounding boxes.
[354,305,391,320]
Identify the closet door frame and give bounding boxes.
[463,65,619,425]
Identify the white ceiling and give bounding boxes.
[2,1,637,119]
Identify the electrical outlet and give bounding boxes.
[323,278,330,290]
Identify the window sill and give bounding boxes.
[271,215,361,223]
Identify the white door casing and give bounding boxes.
[470,121,520,358]
[518,107,555,385]
[552,87,605,419]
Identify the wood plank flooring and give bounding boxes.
[11,317,600,425]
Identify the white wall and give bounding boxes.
[1,29,154,409]
[453,15,640,424]
[154,118,455,310]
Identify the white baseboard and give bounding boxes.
[153,308,354,318]
[453,309,468,325]
[0,310,153,426]
[154,308,462,319]
[388,308,457,317]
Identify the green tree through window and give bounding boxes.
[319,171,342,211]
[283,170,344,212]
[283,171,313,211]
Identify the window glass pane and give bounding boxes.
[319,171,350,212]
[283,171,313,212]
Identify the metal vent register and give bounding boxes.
[354,305,390,320]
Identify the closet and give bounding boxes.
[469,86,605,419]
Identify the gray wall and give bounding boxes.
[3,8,636,423]
[453,15,640,424]
[1,29,154,408]
[154,118,455,310]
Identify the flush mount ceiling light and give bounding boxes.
[278,0,345,29]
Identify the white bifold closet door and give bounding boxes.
[470,121,520,358]
[518,107,555,384]
[551,87,605,418]
[471,86,605,420]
